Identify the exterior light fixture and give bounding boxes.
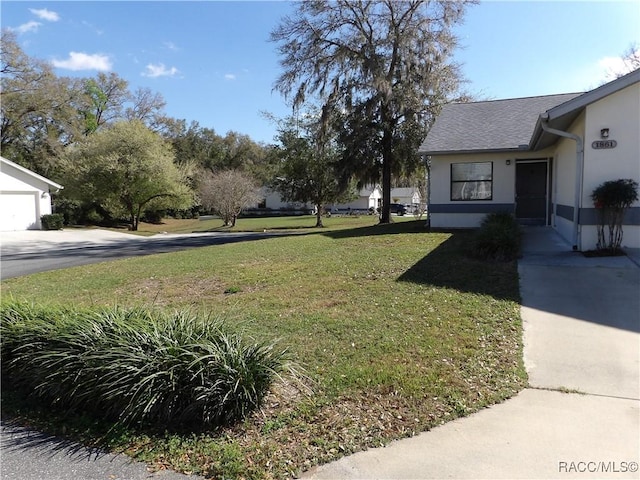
[600,128,609,139]
[506,159,511,165]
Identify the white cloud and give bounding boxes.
[12,21,42,34]
[598,56,632,81]
[29,8,60,22]
[52,52,112,71]
[224,73,236,80]
[142,63,179,78]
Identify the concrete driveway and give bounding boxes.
[303,227,640,479]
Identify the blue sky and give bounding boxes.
[3,1,639,144]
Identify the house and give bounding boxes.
[331,184,382,212]
[419,69,640,251]
[256,187,312,211]
[256,184,421,215]
[390,187,422,208]
[0,156,63,231]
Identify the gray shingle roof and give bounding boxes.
[420,93,582,154]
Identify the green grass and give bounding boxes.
[101,213,412,236]
[1,219,526,479]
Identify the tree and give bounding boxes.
[604,43,640,81]
[591,179,639,252]
[1,32,170,178]
[163,121,271,183]
[62,120,193,230]
[125,87,167,130]
[271,0,474,223]
[81,72,130,134]
[199,170,260,227]
[1,30,86,177]
[620,43,640,74]
[271,114,354,227]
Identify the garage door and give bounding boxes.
[0,192,38,231]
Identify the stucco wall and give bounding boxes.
[429,150,554,228]
[550,112,586,245]
[581,82,640,250]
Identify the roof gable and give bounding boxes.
[530,69,640,149]
[420,69,640,156]
[0,156,63,190]
[420,93,581,154]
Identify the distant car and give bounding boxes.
[389,203,406,216]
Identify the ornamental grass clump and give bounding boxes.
[0,302,290,429]
[471,212,522,261]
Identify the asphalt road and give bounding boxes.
[0,231,281,279]
[1,419,200,480]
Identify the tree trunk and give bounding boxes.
[315,204,323,228]
[380,122,393,224]
[129,211,137,231]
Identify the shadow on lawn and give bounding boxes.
[322,219,428,239]
[323,222,519,302]
[397,230,521,302]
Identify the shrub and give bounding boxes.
[471,212,521,261]
[40,213,64,230]
[141,209,164,224]
[0,302,290,429]
[591,179,639,251]
[53,197,82,225]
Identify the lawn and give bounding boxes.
[104,212,417,235]
[1,219,526,479]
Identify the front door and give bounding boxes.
[516,161,548,225]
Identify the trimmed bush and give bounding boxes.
[471,212,521,261]
[40,213,64,230]
[0,302,290,429]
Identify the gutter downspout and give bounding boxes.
[424,155,431,229]
[539,114,584,251]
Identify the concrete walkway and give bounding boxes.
[303,227,640,479]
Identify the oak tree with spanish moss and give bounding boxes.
[271,0,475,223]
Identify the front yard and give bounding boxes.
[1,219,526,479]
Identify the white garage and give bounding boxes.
[0,156,63,231]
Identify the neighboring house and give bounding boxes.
[0,156,63,231]
[419,69,640,251]
[256,184,421,214]
[256,187,312,211]
[331,184,382,212]
[390,187,421,207]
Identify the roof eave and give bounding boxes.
[529,69,640,150]
[0,156,64,190]
[546,69,640,122]
[419,147,531,156]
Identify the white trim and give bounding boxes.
[0,156,63,190]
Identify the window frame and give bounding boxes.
[450,161,493,201]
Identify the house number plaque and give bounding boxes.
[592,140,617,149]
